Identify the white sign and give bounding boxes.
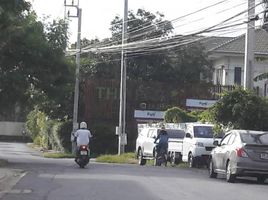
[134,110,164,119]
[186,99,217,108]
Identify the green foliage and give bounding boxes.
[55,121,72,152]
[164,107,197,123]
[110,9,173,43]
[254,72,268,82]
[43,152,74,159]
[198,109,214,123]
[26,107,72,152]
[80,9,211,85]
[96,153,137,164]
[0,0,74,120]
[209,87,268,131]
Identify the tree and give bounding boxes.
[0,0,74,120]
[80,9,211,84]
[208,87,268,131]
[110,9,173,43]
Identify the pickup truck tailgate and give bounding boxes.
[168,139,183,152]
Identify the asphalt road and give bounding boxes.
[0,142,267,200]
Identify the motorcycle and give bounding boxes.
[75,145,90,168]
[154,145,168,166]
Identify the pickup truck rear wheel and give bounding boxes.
[170,153,180,165]
[188,153,196,168]
[138,149,146,166]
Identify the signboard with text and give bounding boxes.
[186,99,217,108]
[134,110,164,120]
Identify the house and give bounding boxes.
[204,29,268,96]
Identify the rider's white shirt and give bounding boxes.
[74,129,92,146]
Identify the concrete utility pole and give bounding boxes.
[244,0,256,90]
[64,0,82,153]
[118,0,128,155]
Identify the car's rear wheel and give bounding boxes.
[226,161,236,183]
[209,159,217,178]
[257,176,266,184]
[138,149,146,166]
[188,153,196,168]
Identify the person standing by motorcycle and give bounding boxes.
[154,126,169,155]
[74,121,92,159]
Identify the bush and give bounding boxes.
[164,107,197,123]
[26,107,72,152]
[208,87,268,131]
[26,107,41,140]
[56,120,72,152]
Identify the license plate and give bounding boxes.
[260,153,268,160]
[80,151,87,155]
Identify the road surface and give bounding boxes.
[0,142,267,200]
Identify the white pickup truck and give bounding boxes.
[136,126,185,165]
[179,123,223,168]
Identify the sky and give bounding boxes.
[29,0,265,43]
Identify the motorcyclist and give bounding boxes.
[74,121,92,160]
[154,126,169,155]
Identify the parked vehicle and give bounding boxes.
[180,123,222,168]
[136,125,185,166]
[75,145,90,168]
[209,130,268,183]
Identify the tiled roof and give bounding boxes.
[208,29,268,55]
[200,36,234,51]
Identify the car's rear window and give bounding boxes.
[193,126,214,138]
[240,132,268,145]
[166,129,185,139]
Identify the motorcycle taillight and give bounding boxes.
[80,145,87,150]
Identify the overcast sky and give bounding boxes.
[29,0,264,43]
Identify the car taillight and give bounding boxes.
[236,148,248,158]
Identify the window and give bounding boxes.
[166,129,185,139]
[234,67,241,85]
[227,134,236,145]
[221,133,232,145]
[240,132,268,145]
[216,68,223,84]
[147,129,154,138]
[193,126,214,138]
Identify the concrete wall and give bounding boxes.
[0,121,25,136]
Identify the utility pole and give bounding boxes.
[118,0,128,155]
[244,0,255,90]
[64,0,82,153]
[263,0,268,31]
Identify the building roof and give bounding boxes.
[207,29,268,55]
[201,36,234,51]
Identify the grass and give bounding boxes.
[95,153,191,168]
[43,152,75,158]
[96,152,138,164]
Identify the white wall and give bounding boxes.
[211,54,268,96]
[0,121,25,136]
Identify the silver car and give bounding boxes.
[209,130,268,183]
